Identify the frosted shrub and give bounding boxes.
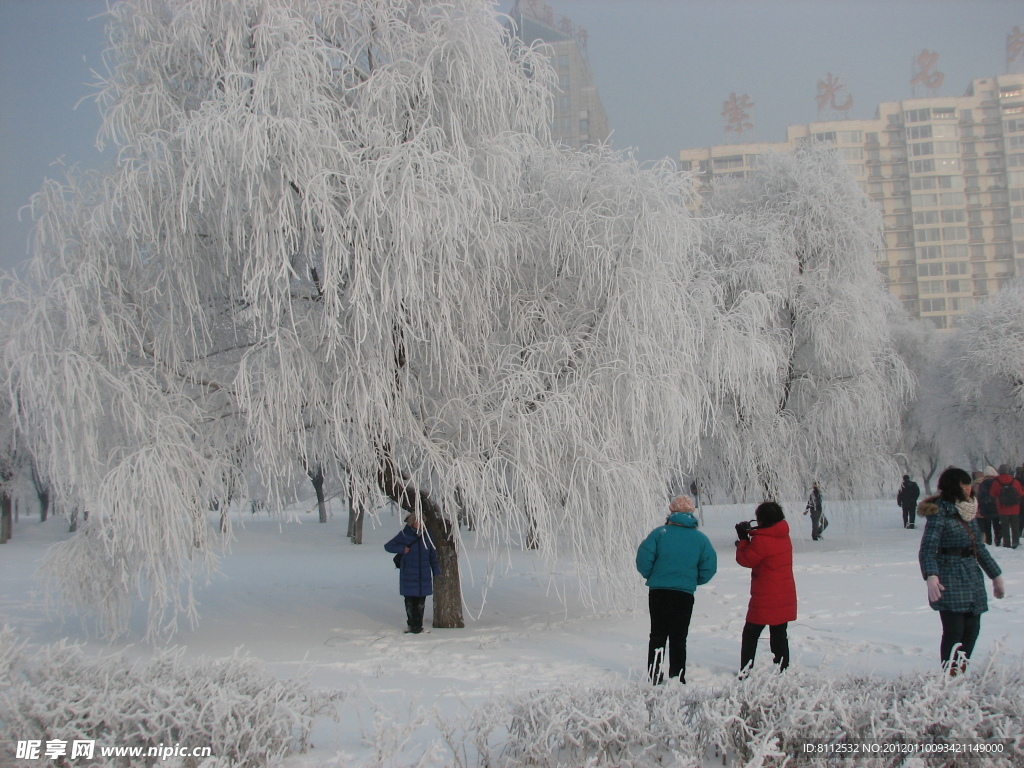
[439,659,1024,767]
[0,633,341,767]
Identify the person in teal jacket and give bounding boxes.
[636,495,718,683]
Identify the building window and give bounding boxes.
[914,211,939,225]
[713,155,744,170]
[906,108,931,122]
[918,262,943,276]
[940,210,966,224]
[911,159,935,173]
[917,245,942,260]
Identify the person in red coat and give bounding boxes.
[735,501,797,674]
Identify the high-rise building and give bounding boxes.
[509,0,610,151]
[679,73,1024,330]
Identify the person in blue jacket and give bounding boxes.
[384,513,440,634]
[635,495,718,683]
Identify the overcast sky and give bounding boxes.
[1,0,1021,272]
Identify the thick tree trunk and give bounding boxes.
[348,496,364,544]
[307,464,328,523]
[31,465,50,522]
[69,506,79,533]
[377,452,464,628]
[1,495,11,543]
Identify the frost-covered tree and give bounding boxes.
[2,0,744,636]
[946,279,1024,462]
[889,313,947,492]
[697,145,913,501]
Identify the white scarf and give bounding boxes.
[956,498,978,522]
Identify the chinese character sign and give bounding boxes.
[816,73,853,113]
[1009,27,1024,73]
[911,50,944,90]
[722,92,754,135]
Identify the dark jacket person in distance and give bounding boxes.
[635,495,717,685]
[735,501,797,674]
[918,467,1004,672]
[384,513,440,634]
[897,475,921,529]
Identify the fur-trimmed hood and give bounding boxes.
[917,495,941,517]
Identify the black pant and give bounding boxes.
[901,504,916,528]
[740,621,790,673]
[404,596,426,632]
[999,514,1020,548]
[647,589,695,683]
[939,610,981,665]
[990,517,1004,547]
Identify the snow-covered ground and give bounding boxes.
[2,499,1022,766]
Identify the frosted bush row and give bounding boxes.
[0,631,341,768]
[434,656,1024,767]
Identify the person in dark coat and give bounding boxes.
[384,513,440,634]
[802,482,826,540]
[975,466,999,545]
[635,495,718,684]
[735,501,797,674]
[918,467,1004,672]
[896,474,921,529]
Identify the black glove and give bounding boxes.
[735,521,751,542]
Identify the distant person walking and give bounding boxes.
[384,514,440,634]
[918,467,1004,673]
[897,474,921,529]
[735,501,797,675]
[975,466,999,545]
[635,495,718,684]
[990,464,1023,548]
[803,482,826,540]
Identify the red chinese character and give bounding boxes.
[911,50,944,90]
[722,93,755,134]
[816,73,853,112]
[558,15,574,35]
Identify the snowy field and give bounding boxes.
[2,499,1023,766]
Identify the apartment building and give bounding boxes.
[509,0,610,151]
[679,74,1024,330]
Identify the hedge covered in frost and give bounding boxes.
[436,657,1024,767]
[0,632,341,767]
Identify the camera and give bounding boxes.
[735,520,758,541]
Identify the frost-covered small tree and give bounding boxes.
[2,0,741,636]
[946,278,1024,461]
[697,145,913,501]
[889,312,946,491]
